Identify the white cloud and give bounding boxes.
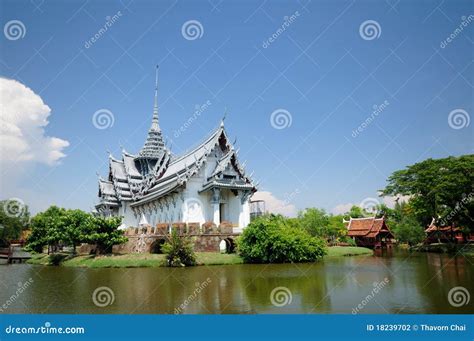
[331,195,411,215]
[251,191,298,217]
[332,203,354,215]
[381,195,410,207]
[0,78,69,166]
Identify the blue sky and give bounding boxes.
[0,0,472,215]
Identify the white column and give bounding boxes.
[213,203,220,226]
[238,203,244,228]
[242,201,250,227]
[238,191,251,228]
[211,188,221,226]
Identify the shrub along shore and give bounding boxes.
[27,246,373,268]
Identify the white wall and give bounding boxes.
[117,153,251,229]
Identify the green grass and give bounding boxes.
[326,246,373,257]
[27,246,372,268]
[27,252,241,268]
[195,252,243,265]
[26,253,50,265]
[63,253,167,268]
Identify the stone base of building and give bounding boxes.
[79,221,239,254]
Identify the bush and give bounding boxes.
[238,215,327,263]
[83,216,127,254]
[392,217,425,246]
[49,253,68,266]
[339,236,356,246]
[162,230,196,267]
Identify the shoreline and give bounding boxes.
[26,246,373,268]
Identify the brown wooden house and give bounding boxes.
[345,217,394,249]
[424,219,474,244]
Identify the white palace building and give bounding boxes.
[95,69,257,231]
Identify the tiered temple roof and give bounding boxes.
[96,69,256,212]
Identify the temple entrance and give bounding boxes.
[150,239,165,254]
[219,238,235,254]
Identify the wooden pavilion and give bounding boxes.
[345,217,394,249]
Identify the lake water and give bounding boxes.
[1,249,473,314]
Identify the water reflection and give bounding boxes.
[0,250,473,314]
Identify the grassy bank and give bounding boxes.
[326,246,373,257]
[27,252,243,268]
[411,243,474,256]
[26,253,50,265]
[26,246,372,268]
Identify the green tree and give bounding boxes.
[162,229,196,267]
[85,216,127,254]
[0,200,30,246]
[298,208,329,237]
[392,216,425,246]
[382,155,474,230]
[327,215,347,244]
[238,215,327,263]
[27,206,66,253]
[61,209,91,254]
[344,205,366,219]
[28,207,127,254]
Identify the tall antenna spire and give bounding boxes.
[138,64,166,162]
[151,65,160,132]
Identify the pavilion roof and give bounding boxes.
[425,222,461,233]
[346,217,393,238]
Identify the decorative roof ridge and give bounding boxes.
[169,123,225,165]
[109,154,124,164]
[143,160,199,196]
[122,149,136,158]
[349,216,376,221]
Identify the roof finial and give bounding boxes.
[151,65,160,132]
[220,107,227,127]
